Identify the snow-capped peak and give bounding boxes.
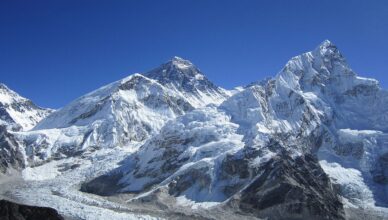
[0,83,10,91]
[0,83,52,131]
[0,83,20,102]
[312,39,346,64]
[317,39,336,50]
[145,57,231,107]
[275,39,372,95]
[146,56,203,82]
[170,56,194,69]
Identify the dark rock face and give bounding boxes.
[372,153,388,185]
[228,154,345,220]
[344,84,379,97]
[167,167,212,197]
[80,172,124,196]
[333,142,364,159]
[0,126,24,173]
[0,200,64,220]
[0,104,18,130]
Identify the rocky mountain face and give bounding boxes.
[1,41,388,219]
[229,154,344,220]
[0,84,51,172]
[0,125,24,173]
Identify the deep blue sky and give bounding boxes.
[1,0,388,108]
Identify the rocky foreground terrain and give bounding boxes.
[0,200,63,220]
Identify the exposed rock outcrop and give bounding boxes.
[229,154,345,220]
[0,200,64,220]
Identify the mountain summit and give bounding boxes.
[146,56,202,82]
[0,83,51,131]
[313,39,345,61]
[146,56,230,107]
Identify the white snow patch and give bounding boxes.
[176,195,219,209]
[22,161,61,181]
[319,160,375,206]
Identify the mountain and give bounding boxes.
[2,41,388,220]
[0,83,52,131]
[145,56,230,107]
[0,125,25,173]
[7,57,230,168]
[82,41,388,219]
[0,84,52,173]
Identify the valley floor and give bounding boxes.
[1,144,388,220]
[0,144,165,220]
[0,145,252,220]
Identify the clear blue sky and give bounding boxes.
[1,0,388,108]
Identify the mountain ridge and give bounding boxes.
[0,83,52,131]
[1,40,388,220]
